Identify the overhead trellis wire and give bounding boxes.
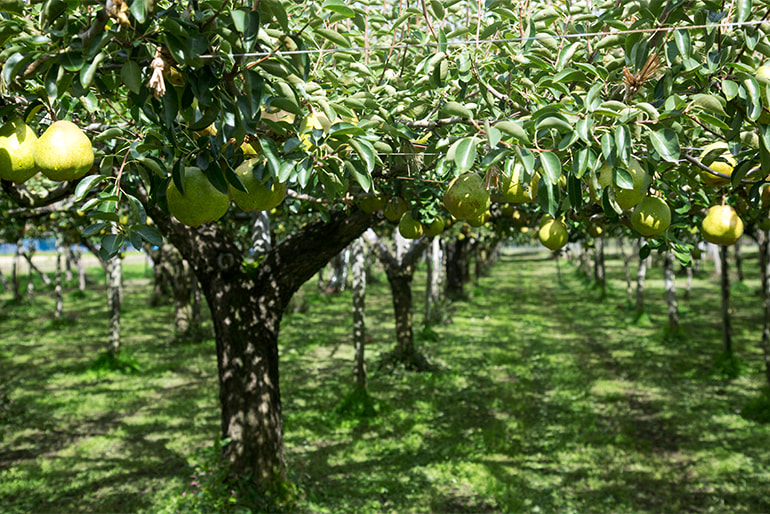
[198,19,769,60]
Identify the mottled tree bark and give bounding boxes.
[594,237,606,299]
[351,238,367,390]
[759,231,770,387]
[720,245,732,356]
[366,230,431,370]
[424,237,443,326]
[619,238,633,305]
[106,256,122,355]
[664,250,679,332]
[445,236,471,300]
[11,240,22,302]
[636,246,648,315]
[55,238,64,319]
[148,201,373,485]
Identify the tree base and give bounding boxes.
[333,387,377,418]
[377,349,433,372]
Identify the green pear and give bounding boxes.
[0,118,38,183]
[229,158,288,212]
[167,167,231,227]
[34,120,94,182]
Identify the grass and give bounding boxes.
[1,244,770,512]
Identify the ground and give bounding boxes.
[0,242,768,513]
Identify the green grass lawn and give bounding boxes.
[1,245,769,513]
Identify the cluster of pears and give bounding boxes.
[0,118,94,183]
[357,192,446,239]
[167,144,287,228]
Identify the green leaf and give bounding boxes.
[120,61,141,95]
[136,227,163,246]
[322,0,355,18]
[349,138,376,173]
[737,0,752,23]
[648,128,680,163]
[615,125,631,165]
[260,138,282,177]
[451,137,477,171]
[674,29,691,57]
[615,167,634,189]
[743,77,763,121]
[75,174,106,201]
[130,0,148,24]
[540,152,562,184]
[82,223,108,237]
[494,120,530,145]
[100,233,124,259]
[345,159,372,192]
[59,52,84,73]
[315,28,351,48]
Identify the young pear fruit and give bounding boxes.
[538,218,569,251]
[34,120,94,182]
[167,167,230,227]
[701,205,744,246]
[630,196,671,237]
[443,173,490,220]
[229,158,287,212]
[383,197,408,222]
[0,118,38,183]
[500,162,539,203]
[398,212,424,239]
[423,217,445,237]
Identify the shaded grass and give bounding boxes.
[0,245,769,512]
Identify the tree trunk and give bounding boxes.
[685,265,693,305]
[12,240,22,302]
[759,231,770,387]
[365,230,431,370]
[326,248,350,293]
[64,244,74,283]
[390,274,415,359]
[664,250,679,332]
[26,253,34,304]
[594,237,606,299]
[0,269,8,292]
[250,210,272,256]
[619,238,633,305]
[424,237,443,326]
[636,246,648,315]
[445,237,470,300]
[145,198,373,487]
[74,246,87,291]
[351,238,367,390]
[735,238,744,282]
[106,256,122,355]
[720,245,732,356]
[55,238,64,319]
[23,250,52,286]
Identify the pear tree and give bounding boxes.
[5,0,770,495]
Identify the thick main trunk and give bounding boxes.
[201,276,285,479]
[720,245,732,356]
[145,199,373,486]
